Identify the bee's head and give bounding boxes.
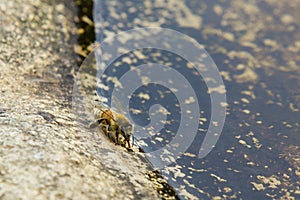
[120,123,133,148]
[122,124,133,138]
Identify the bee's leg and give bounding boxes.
[131,135,134,148]
[88,121,99,129]
[98,118,108,124]
[106,125,112,140]
[107,125,117,143]
[115,128,119,145]
[127,140,131,149]
[88,118,107,129]
[125,135,131,149]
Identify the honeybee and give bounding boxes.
[89,95,134,149]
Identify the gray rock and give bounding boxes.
[0,0,159,199]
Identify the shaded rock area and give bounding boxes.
[0,0,159,199]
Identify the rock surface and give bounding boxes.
[0,0,159,199]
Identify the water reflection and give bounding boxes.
[94,0,300,199]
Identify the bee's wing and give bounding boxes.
[92,95,110,110]
[97,95,109,104]
[112,96,125,114]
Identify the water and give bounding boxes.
[93,0,300,199]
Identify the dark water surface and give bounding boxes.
[93,0,300,199]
